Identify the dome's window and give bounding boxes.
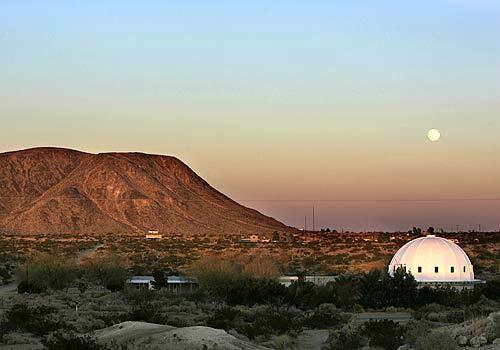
[434,266,439,273]
[463,266,466,272]
[417,266,422,273]
[450,266,455,273]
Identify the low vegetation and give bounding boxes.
[0,232,499,350]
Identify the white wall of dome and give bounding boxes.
[388,235,475,282]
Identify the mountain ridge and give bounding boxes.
[0,147,292,236]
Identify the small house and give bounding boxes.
[278,276,299,287]
[146,230,162,239]
[166,276,199,294]
[126,276,155,290]
[249,235,259,243]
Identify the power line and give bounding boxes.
[0,196,500,202]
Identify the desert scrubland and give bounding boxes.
[0,231,499,350]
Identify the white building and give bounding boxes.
[126,275,199,293]
[388,235,481,288]
[146,230,162,239]
[166,276,199,293]
[277,275,339,287]
[278,276,299,287]
[126,276,155,290]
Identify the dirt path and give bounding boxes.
[0,280,18,297]
[295,329,330,350]
[77,243,104,263]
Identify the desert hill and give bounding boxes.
[0,147,291,236]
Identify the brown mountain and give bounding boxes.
[0,147,292,236]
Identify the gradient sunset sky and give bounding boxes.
[1,1,499,231]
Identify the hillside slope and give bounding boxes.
[0,148,291,236]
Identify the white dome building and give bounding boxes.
[389,235,479,286]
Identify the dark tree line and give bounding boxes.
[199,268,500,310]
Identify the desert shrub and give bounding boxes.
[414,302,446,316]
[403,320,432,344]
[208,306,302,339]
[465,297,500,319]
[261,334,296,350]
[0,265,11,284]
[416,286,476,307]
[415,306,465,323]
[207,307,242,330]
[196,271,240,300]
[444,309,465,323]
[0,304,73,338]
[303,304,345,328]
[189,255,242,277]
[18,254,78,291]
[151,268,167,289]
[82,256,128,291]
[480,279,500,301]
[486,312,500,341]
[200,273,287,306]
[227,277,287,306]
[17,279,47,293]
[43,331,123,350]
[123,287,154,303]
[364,320,403,350]
[284,281,320,308]
[329,275,360,308]
[414,330,457,350]
[130,303,168,324]
[242,254,281,278]
[94,312,131,329]
[322,323,361,350]
[243,306,302,339]
[359,269,417,309]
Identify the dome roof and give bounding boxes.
[388,235,474,282]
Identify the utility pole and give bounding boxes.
[304,216,307,232]
[312,206,315,232]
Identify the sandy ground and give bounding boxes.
[355,312,413,325]
[94,321,272,350]
[295,329,330,350]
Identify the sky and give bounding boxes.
[1,1,500,231]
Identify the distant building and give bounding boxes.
[126,276,155,290]
[277,275,339,287]
[146,230,162,239]
[278,276,299,287]
[249,234,259,243]
[166,276,199,293]
[304,275,339,286]
[238,234,260,243]
[126,275,199,293]
[389,235,482,289]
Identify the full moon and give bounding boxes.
[427,129,441,142]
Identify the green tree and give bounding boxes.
[152,269,167,289]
